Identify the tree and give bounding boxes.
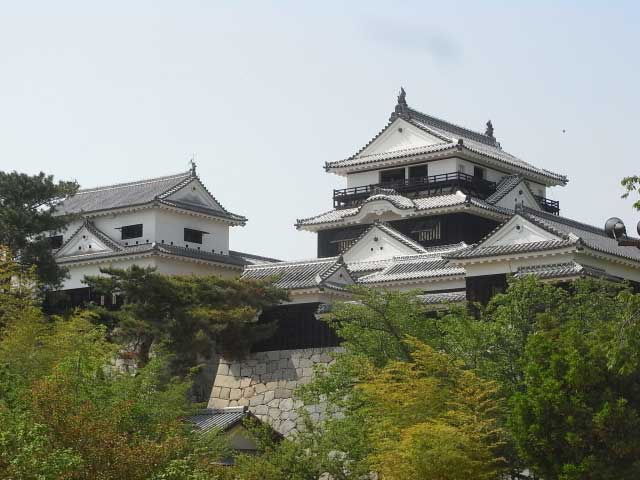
[361,340,505,480]
[0,245,40,332]
[0,171,78,289]
[84,266,289,375]
[621,174,640,210]
[510,280,640,479]
[0,305,230,479]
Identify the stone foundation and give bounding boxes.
[208,347,341,436]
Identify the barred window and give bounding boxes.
[413,221,441,242]
[334,238,357,254]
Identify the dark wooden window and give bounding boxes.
[473,166,485,179]
[408,164,428,179]
[380,168,405,185]
[184,228,205,244]
[120,224,143,240]
[413,220,441,242]
[49,235,63,249]
[332,238,357,254]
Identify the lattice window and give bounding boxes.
[414,221,441,242]
[334,238,357,254]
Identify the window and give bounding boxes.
[49,235,63,249]
[380,168,406,185]
[408,164,428,180]
[120,224,143,240]
[413,220,441,243]
[335,238,356,254]
[473,166,485,179]
[184,228,206,244]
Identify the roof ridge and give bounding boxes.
[408,107,498,147]
[244,256,340,269]
[74,170,191,195]
[523,207,610,237]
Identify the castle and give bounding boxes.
[51,89,640,435]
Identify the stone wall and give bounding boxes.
[208,347,341,436]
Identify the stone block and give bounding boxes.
[279,398,294,411]
[219,388,230,399]
[254,405,268,415]
[298,358,313,368]
[255,363,267,375]
[217,364,229,376]
[238,397,250,407]
[267,398,280,408]
[278,359,290,370]
[215,375,239,389]
[229,400,238,407]
[254,383,267,394]
[210,386,221,398]
[249,393,265,406]
[267,351,280,361]
[230,388,242,400]
[268,407,281,419]
[263,390,275,403]
[274,388,291,399]
[311,354,321,363]
[243,386,255,398]
[240,377,252,388]
[210,398,229,409]
[286,381,298,390]
[240,367,254,377]
[265,381,278,391]
[302,367,314,377]
[281,420,296,435]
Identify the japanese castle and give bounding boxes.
[52,88,640,311]
[50,88,640,435]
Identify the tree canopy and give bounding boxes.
[0,170,78,288]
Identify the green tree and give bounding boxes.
[621,174,640,210]
[510,281,640,479]
[84,266,289,375]
[0,171,78,289]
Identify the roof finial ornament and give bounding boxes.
[389,86,410,122]
[485,120,494,139]
[189,155,197,175]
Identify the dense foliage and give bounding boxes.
[0,170,78,289]
[621,174,640,211]
[84,266,289,376]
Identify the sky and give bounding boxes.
[1,1,639,260]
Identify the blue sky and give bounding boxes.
[1,1,638,259]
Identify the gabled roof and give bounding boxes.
[55,168,246,224]
[296,191,510,229]
[513,261,622,281]
[417,290,467,304]
[241,257,353,290]
[189,406,258,433]
[341,221,427,258]
[325,90,567,186]
[54,221,246,268]
[485,175,526,204]
[446,206,640,265]
[357,255,465,284]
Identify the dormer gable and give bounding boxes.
[486,176,542,212]
[342,222,426,264]
[55,222,120,259]
[357,118,445,158]
[481,215,562,248]
[163,178,226,212]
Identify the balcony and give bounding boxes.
[534,195,560,215]
[333,172,497,209]
[333,171,560,215]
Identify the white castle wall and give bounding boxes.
[208,347,342,436]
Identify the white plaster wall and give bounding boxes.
[62,257,158,289]
[346,170,380,189]
[428,158,458,176]
[93,210,158,246]
[573,253,640,283]
[154,257,239,279]
[155,209,230,254]
[462,253,576,277]
[456,159,503,183]
[374,278,466,292]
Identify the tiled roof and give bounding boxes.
[485,175,524,204]
[446,239,577,260]
[357,256,464,284]
[56,241,247,267]
[521,208,640,264]
[325,103,567,185]
[189,407,250,433]
[55,169,246,223]
[513,261,620,281]
[417,290,467,304]
[230,250,282,265]
[241,257,351,290]
[296,192,510,228]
